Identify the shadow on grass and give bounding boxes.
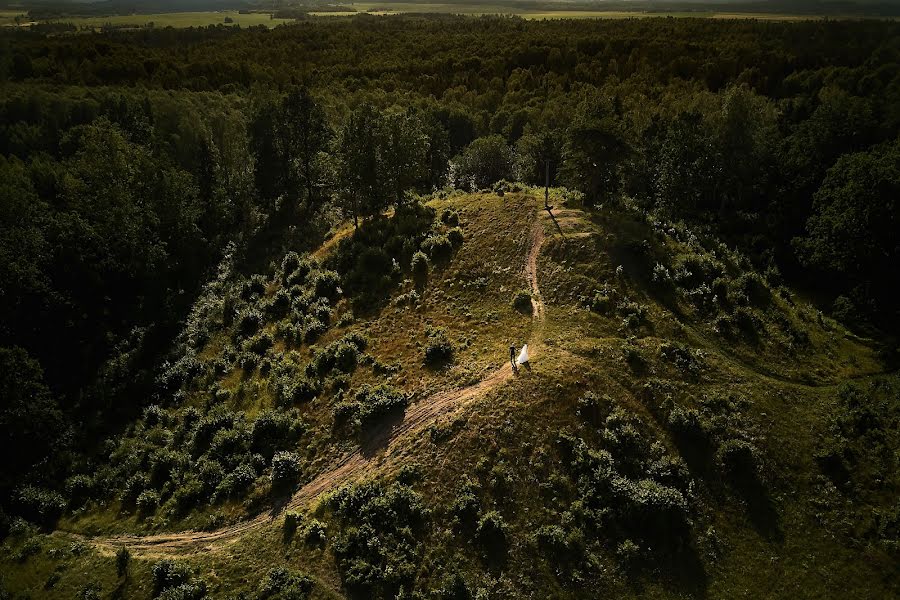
[359,407,407,459]
[629,543,709,599]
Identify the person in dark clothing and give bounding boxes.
[510,344,518,373]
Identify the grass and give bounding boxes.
[1,190,896,598]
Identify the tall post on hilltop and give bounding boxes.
[544,159,550,209]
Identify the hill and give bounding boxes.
[1,190,896,598]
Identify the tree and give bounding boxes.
[0,347,69,498]
[379,108,429,205]
[794,141,900,324]
[331,104,386,228]
[559,95,629,205]
[250,88,330,213]
[451,135,515,190]
[515,129,562,187]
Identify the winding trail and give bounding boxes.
[90,209,547,555]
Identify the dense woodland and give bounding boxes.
[1,14,900,596]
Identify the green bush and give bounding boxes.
[152,560,193,596]
[236,310,263,340]
[283,511,301,539]
[257,567,313,600]
[15,485,66,527]
[475,511,508,556]
[716,439,760,483]
[423,327,454,366]
[410,250,429,282]
[511,289,533,313]
[302,519,327,546]
[421,234,453,263]
[245,332,274,356]
[590,293,613,314]
[240,275,267,301]
[447,226,464,247]
[354,384,409,430]
[65,474,94,508]
[136,489,160,516]
[303,318,327,344]
[271,451,302,490]
[311,270,341,300]
[213,463,256,501]
[440,208,460,227]
[266,289,291,319]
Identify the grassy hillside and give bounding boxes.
[1,190,896,598]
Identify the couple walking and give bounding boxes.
[509,343,529,373]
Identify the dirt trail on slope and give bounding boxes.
[91,211,547,554]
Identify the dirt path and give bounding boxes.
[91,209,548,554]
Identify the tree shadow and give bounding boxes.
[358,408,406,459]
[732,476,783,543]
[629,542,709,599]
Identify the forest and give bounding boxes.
[1,13,899,599]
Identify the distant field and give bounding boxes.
[12,11,295,30]
[0,9,28,26]
[8,4,894,29]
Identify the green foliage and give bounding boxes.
[410,250,429,284]
[270,451,302,491]
[423,326,454,366]
[475,510,509,557]
[451,135,515,190]
[335,384,409,432]
[327,481,430,598]
[256,567,313,600]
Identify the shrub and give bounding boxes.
[303,318,327,344]
[440,208,460,226]
[245,332,274,356]
[423,327,454,366]
[576,391,611,427]
[252,410,306,457]
[511,289,533,313]
[354,384,409,430]
[302,519,327,546]
[333,340,360,373]
[266,289,291,319]
[15,486,66,527]
[271,451,302,490]
[410,250,429,283]
[136,490,159,516]
[311,270,341,300]
[421,234,453,263]
[65,474,94,508]
[257,567,313,600]
[475,511,508,556]
[213,463,257,500]
[152,560,193,596]
[283,511,302,539]
[590,293,612,315]
[735,272,771,306]
[450,488,481,533]
[447,227,464,247]
[240,275,267,301]
[157,583,207,600]
[282,251,301,275]
[236,310,263,340]
[716,439,760,483]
